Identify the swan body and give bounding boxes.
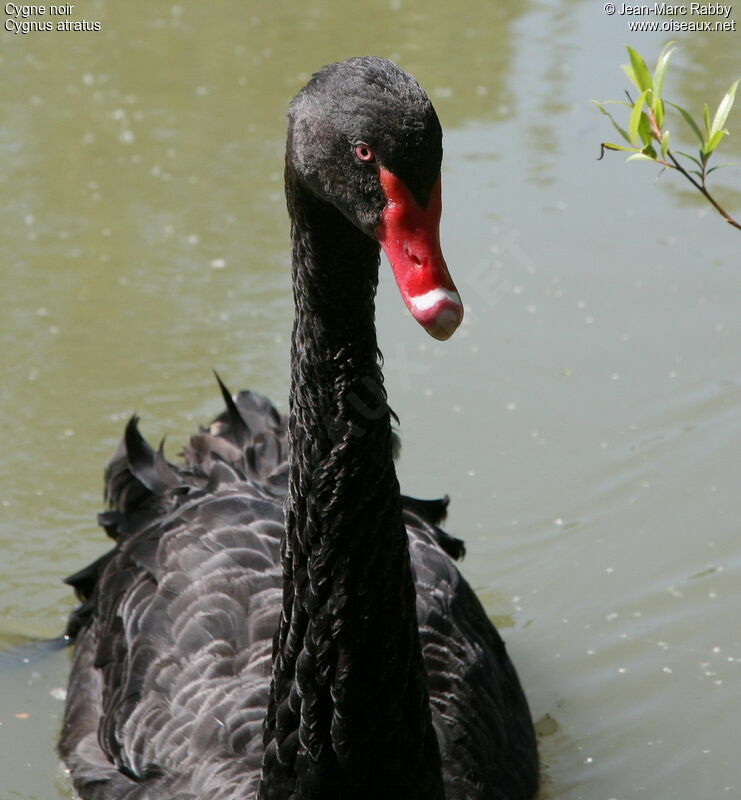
[59,57,539,800]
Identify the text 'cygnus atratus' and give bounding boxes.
[59,57,539,800]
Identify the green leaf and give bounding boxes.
[638,112,653,147]
[626,46,653,94]
[668,102,705,146]
[654,97,665,130]
[602,142,641,152]
[661,130,670,159]
[676,150,704,169]
[592,101,633,144]
[704,128,728,156]
[706,162,738,175]
[703,103,711,136]
[652,43,676,101]
[629,90,649,144]
[621,64,640,92]
[627,153,657,162]
[709,79,739,139]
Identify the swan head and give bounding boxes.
[287,56,463,341]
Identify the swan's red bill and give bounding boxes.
[376,169,463,341]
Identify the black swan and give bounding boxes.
[58,57,539,800]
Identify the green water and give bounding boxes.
[1,1,739,797]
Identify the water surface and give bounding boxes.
[1,1,739,798]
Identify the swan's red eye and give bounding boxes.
[354,144,375,162]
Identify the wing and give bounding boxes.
[60,391,287,799]
[60,388,537,800]
[407,510,539,800]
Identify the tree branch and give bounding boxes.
[666,151,741,230]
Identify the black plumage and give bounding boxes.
[59,57,539,800]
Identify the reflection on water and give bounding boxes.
[1,1,739,798]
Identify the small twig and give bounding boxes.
[646,107,663,141]
[666,151,741,229]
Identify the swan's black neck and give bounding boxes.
[259,166,444,800]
